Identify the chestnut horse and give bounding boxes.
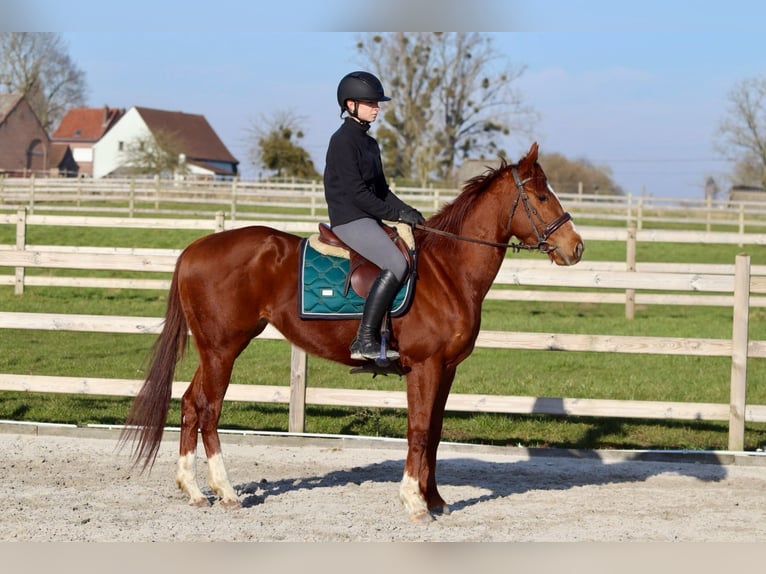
[121,142,584,522]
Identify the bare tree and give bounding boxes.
[357,32,536,184]
[431,33,535,183]
[355,33,439,184]
[122,129,187,177]
[715,76,766,189]
[0,32,88,131]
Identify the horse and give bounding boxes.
[120,141,584,522]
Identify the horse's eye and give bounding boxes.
[537,194,548,202]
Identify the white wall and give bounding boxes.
[72,147,92,163]
[92,107,151,179]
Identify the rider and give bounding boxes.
[323,70,425,362]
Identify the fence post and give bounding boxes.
[625,224,636,320]
[289,345,308,433]
[706,194,713,233]
[728,253,750,451]
[28,174,35,214]
[738,203,745,248]
[214,211,225,232]
[310,180,317,217]
[154,175,160,211]
[14,208,27,295]
[230,177,238,221]
[128,178,136,217]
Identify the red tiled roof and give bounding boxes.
[135,106,238,165]
[51,106,124,141]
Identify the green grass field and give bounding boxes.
[1,222,766,451]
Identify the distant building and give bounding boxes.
[728,184,766,204]
[92,106,239,179]
[51,106,124,177]
[457,158,504,186]
[0,93,78,177]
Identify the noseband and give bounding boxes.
[416,166,572,253]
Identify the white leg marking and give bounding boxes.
[207,452,239,507]
[398,471,429,517]
[176,452,207,506]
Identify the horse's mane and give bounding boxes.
[418,157,511,251]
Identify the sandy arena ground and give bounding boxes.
[2,423,766,543]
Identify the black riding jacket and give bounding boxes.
[324,117,409,227]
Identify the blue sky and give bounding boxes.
[6,1,766,198]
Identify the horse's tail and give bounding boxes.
[119,263,188,471]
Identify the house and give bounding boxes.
[92,106,239,179]
[51,106,124,177]
[0,93,78,177]
[457,157,504,185]
[728,184,766,204]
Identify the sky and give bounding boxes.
[4,0,766,199]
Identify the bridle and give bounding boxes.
[415,166,572,254]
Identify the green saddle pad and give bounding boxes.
[298,238,413,319]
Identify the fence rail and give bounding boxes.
[5,209,766,317]
[1,212,765,449]
[3,176,766,231]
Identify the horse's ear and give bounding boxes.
[520,142,539,166]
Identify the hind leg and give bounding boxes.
[176,361,239,508]
[175,368,209,506]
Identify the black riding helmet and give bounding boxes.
[337,71,391,117]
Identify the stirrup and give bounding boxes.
[349,338,399,361]
[379,330,399,360]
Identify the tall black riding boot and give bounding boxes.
[350,269,401,361]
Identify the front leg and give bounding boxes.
[399,470,431,521]
[399,360,455,522]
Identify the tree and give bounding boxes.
[356,32,535,184]
[355,33,439,184]
[538,152,623,195]
[122,129,187,177]
[431,33,535,183]
[247,111,319,179]
[0,32,88,132]
[715,76,766,189]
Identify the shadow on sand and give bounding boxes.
[230,447,729,511]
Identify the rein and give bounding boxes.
[415,167,572,254]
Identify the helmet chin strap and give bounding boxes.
[346,101,370,128]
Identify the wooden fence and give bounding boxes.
[2,212,766,449]
[3,175,766,232]
[4,209,766,315]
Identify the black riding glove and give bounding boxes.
[398,207,425,227]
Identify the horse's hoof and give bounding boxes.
[219,498,241,510]
[188,497,210,508]
[410,511,435,524]
[430,504,451,516]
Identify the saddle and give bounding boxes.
[315,222,415,299]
